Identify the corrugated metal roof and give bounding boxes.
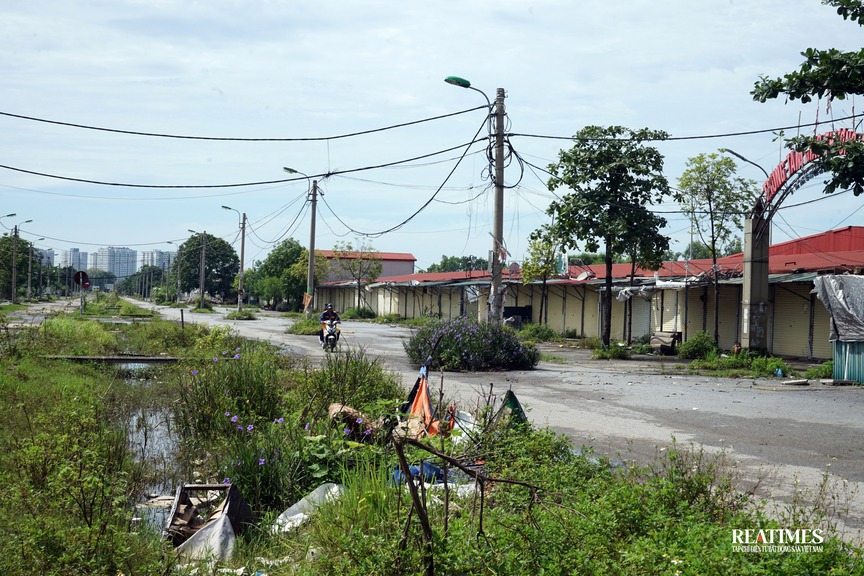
[317,250,416,262]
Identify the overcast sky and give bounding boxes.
[1,1,861,272]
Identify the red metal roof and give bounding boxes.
[769,226,864,256]
[323,228,864,287]
[317,250,416,262]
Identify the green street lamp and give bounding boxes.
[284,167,318,317]
[445,75,507,324]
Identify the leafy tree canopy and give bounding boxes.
[422,255,488,273]
[674,153,758,259]
[544,125,671,346]
[178,233,239,299]
[752,0,864,195]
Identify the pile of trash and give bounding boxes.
[159,364,528,568]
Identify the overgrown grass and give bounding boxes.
[4,308,863,575]
[247,429,864,575]
[287,317,322,335]
[225,309,257,320]
[518,322,561,343]
[341,306,376,320]
[689,349,795,378]
[805,360,834,380]
[592,342,631,359]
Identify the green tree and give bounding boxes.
[331,240,383,310]
[286,249,330,311]
[178,232,239,304]
[256,276,284,307]
[521,226,561,324]
[257,238,305,310]
[423,255,488,273]
[0,234,31,300]
[675,153,758,345]
[85,269,117,292]
[545,125,671,348]
[567,253,606,266]
[117,265,163,299]
[752,0,864,195]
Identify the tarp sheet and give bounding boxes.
[812,275,864,342]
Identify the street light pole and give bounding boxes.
[10,219,32,304]
[284,168,317,317]
[445,76,507,323]
[27,238,44,299]
[222,206,246,312]
[188,229,206,309]
[720,148,770,353]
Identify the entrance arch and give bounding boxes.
[741,128,863,351]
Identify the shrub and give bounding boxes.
[592,343,630,360]
[404,317,540,371]
[574,336,601,349]
[342,306,376,320]
[750,355,793,378]
[805,360,833,380]
[225,309,257,320]
[563,328,582,339]
[286,317,322,335]
[519,322,560,342]
[173,343,287,442]
[631,342,654,355]
[678,331,717,360]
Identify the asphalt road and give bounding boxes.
[19,300,864,538]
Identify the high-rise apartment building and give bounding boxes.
[59,248,88,271]
[94,247,137,281]
[140,250,176,271]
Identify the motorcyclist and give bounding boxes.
[319,303,341,348]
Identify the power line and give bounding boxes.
[0,139,483,189]
[0,106,486,141]
[316,115,491,238]
[509,114,860,142]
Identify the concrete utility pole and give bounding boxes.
[11,226,18,304]
[199,232,206,309]
[489,88,506,324]
[238,213,246,312]
[306,180,318,318]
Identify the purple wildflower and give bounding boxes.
[213,357,219,362]
[247,424,254,432]
[231,415,239,423]
[364,429,372,436]
[191,369,199,376]
[258,458,266,466]
[304,422,310,430]
[274,417,284,424]
[343,427,351,435]
[222,478,230,484]
[225,411,231,417]
[237,425,243,431]
[355,417,363,424]
[233,353,240,360]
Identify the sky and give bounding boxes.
[1,0,862,273]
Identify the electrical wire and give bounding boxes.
[316,114,491,238]
[0,106,486,141]
[509,114,861,142]
[0,139,483,189]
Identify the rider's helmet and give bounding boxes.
[326,303,334,309]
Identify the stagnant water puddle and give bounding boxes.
[121,363,187,530]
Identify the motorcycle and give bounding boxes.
[321,319,341,352]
